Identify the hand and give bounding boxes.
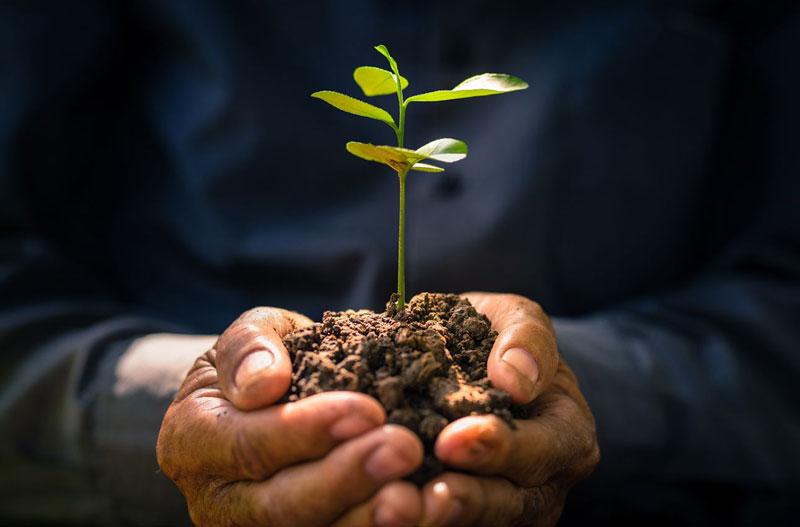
[420,293,599,526]
[156,307,425,526]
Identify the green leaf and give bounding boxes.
[345,138,466,172]
[346,142,427,172]
[415,138,467,163]
[374,44,401,81]
[311,91,396,128]
[411,162,445,173]
[354,66,409,96]
[405,73,528,103]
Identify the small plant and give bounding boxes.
[313,44,527,311]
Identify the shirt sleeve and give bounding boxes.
[0,3,193,524]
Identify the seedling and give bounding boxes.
[313,44,527,311]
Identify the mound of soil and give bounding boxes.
[282,292,520,483]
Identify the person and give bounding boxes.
[1,1,798,525]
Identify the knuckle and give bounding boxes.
[505,293,545,318]
[237,306,281,324]
[237,306,309,336]
[224,321,262,346]
[514,296,555,336]
[529,321,557,351]
[221,307,280,343]
[524,298,545,318]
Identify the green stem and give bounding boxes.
[397,168,408,311]
[397,103,406,148]
[394,67,408,310]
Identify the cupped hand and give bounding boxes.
[157,307,425,526]
[420,293,599,526]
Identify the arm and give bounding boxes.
[0,191,198,525]
[0,4,197,523]
[556,273,800,523]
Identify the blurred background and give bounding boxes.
[1,1,799,525]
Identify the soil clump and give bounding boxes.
[282,292,522,483]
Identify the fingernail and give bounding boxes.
[330,414,379,441]
[365,443,414,481]
[234,350,275,390]
[451,437,490,465]
[501,347,538,390]
[424,482,463,525]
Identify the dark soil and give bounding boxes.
[282,292,522,484]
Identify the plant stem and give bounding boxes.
[397,167,408,311]
[397,103,406,148]
[394,65,408,311]
[395,72,405,147]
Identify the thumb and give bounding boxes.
[463,292,558,404]
[216,307,313,410]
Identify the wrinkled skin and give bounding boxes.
[157,294,599,526]
[414,293,600,527]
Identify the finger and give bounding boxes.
[434,391,599,488]
[166,391,386,481]
[332,481,422,527]
[420,473,524,527]
[216,306,313,410]
[221,425,424,527]
[422,473,567,527]
[462,292,559,404]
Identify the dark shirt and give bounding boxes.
[1,1,799,525]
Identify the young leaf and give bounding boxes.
[404,73,528,103]
[354,66,409,96]
[415,138,467,163]
[346,139,466,172]
[311,90,396,128]
[411,162,445,173]
[346,141,427,172]
[374,45,401,81]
